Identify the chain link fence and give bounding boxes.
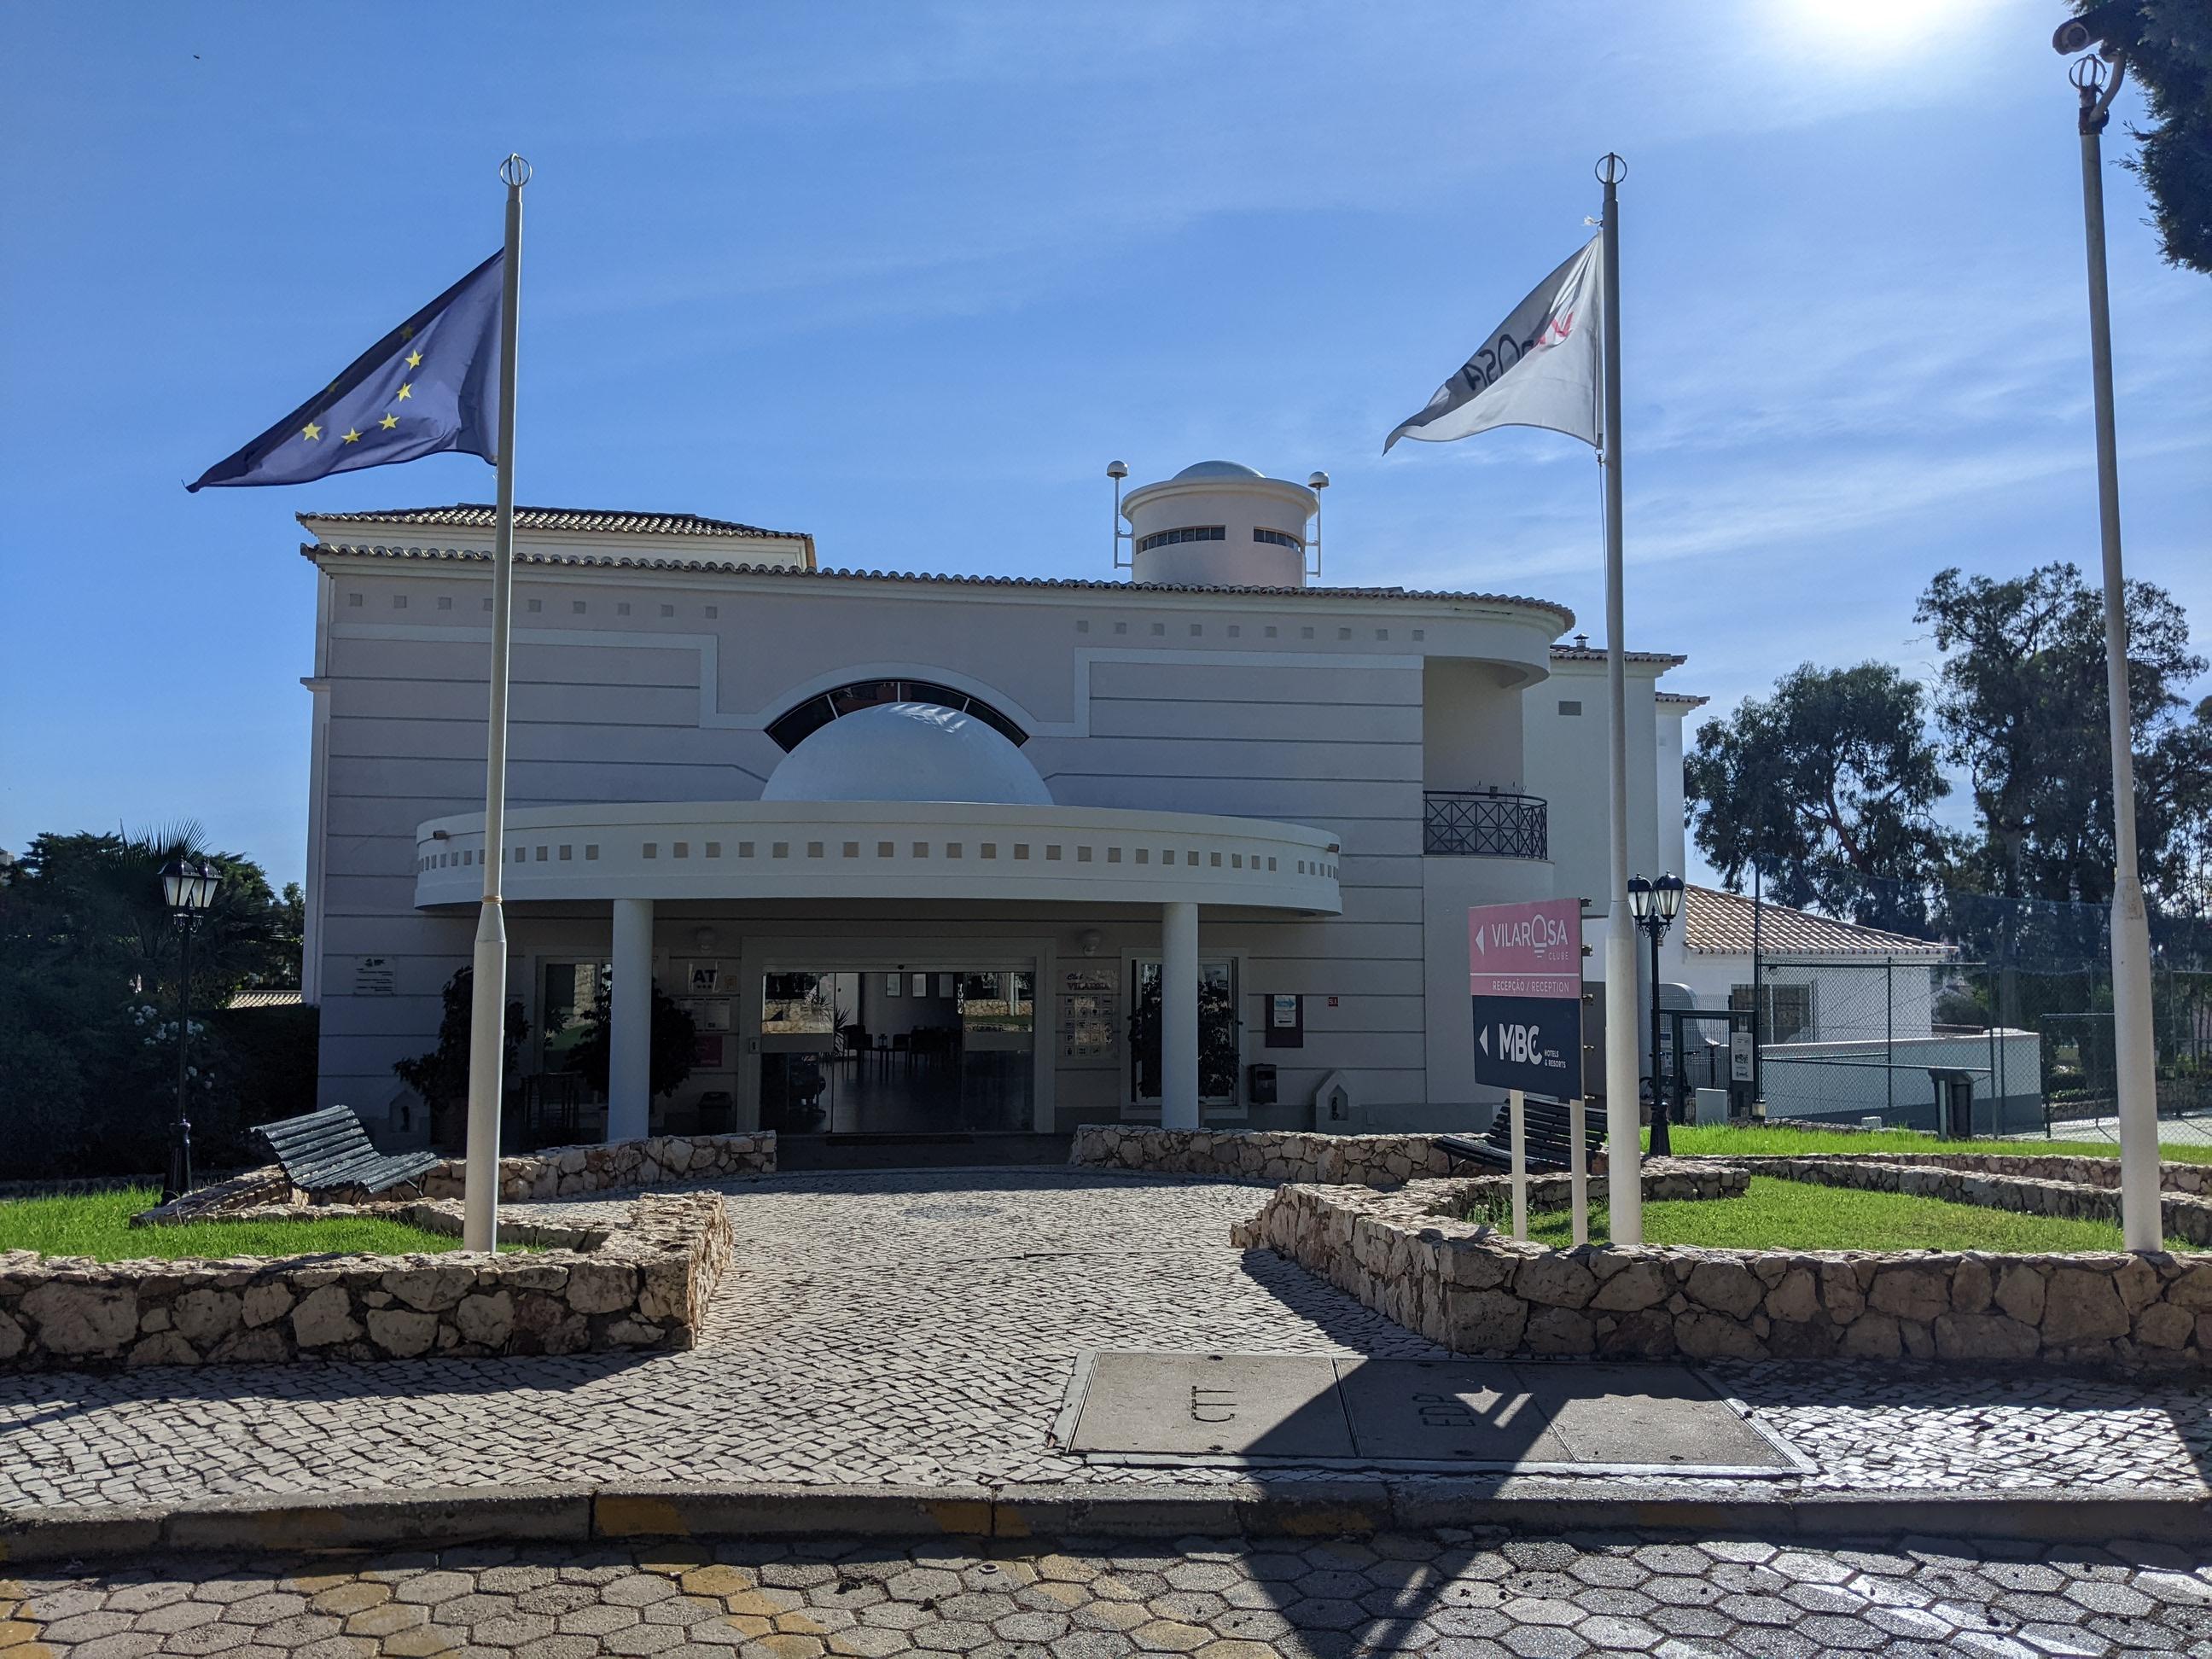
[1736,954,2212,1140]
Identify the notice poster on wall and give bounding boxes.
[885,974,903,996]
[352,956,395,996]
[1059,992,1117,1059]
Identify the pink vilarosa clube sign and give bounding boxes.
[1467,898,1584,1097]
[1467,898,1583,1000]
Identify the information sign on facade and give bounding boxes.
[351,956,396,997]
[1467,899,1583,1098]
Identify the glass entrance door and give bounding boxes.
[957,970,1034,1131]
[762,963,1033,1133]
[759,969,841,1133]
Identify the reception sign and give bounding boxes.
[1468,899,1583,1097]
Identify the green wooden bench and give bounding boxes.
[254,1105,442,1199]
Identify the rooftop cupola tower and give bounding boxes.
[1115,460,1324,588]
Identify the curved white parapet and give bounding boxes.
[413,799,1342,914]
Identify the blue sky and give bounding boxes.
[4,1,2206,888]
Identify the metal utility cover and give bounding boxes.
[1332,1358,1575,1466]
[1516,1362,1788,1471]
[1062,1353,1801,1476]
[1064,1352,1353,1459]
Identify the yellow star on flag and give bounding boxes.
[341,428,362,444]
[395,382,413,401]
[400,324,414,341]
[406,349,422,370]
[301,421,322,441]
[379,413,399,430]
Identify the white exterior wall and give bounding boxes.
[1675,952,1944,1042]
[306,538,1610,1142]
[1519,656,1680,993]
[1762,1031,2044,1132]
[1422,661,1526,794]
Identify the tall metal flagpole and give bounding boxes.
[2069,59,2159,1251]
[463,154,531,1254]
[1597,152,1642,1243]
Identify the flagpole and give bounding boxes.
[2069,58,2159,1251]
[463,154,530,1254]
[1597,152,1643,1244]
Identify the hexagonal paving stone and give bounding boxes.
[18,1529,2212,1657]
[393,1576,480,1609]
[2063,1582,2157,1618]
[1128,1618,1213,1653]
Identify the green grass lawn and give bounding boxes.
[1648,1123,2212,1164]
[0,1188,469,1261]
[1500,1175,2194,1254]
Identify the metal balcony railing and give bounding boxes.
[1423,791,1548,859]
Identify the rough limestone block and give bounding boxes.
[1867,1266,1952,1325]
[2040,1268,2132,1346]
[1685,1260,1764,1319]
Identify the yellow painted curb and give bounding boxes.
[594,1495,690,1538]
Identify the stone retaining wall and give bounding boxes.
[1237,1177,2212,1374]
[1070,1126,1500,1187]
[416,1132,777,1202]
[1730,1150,2212,1197]
[0,1191,733,1373]
[1717,1156,2212,1248]
[1448,1162,1748,1215]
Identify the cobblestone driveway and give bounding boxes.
[3,1169,2210,1510]
[13,1529,2212,1657]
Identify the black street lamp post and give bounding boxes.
[160,857,221,1203]
[1627,873,1685,1155]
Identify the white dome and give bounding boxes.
[761,702,1053,806]
[1172,459,1263,480]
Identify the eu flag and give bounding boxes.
[188,251,504,492]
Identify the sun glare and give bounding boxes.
[1783,0,1983,55]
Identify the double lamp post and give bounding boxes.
[160,856,220,1203]
[1627,873,1684,1156]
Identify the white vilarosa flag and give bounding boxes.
[1384,236,1604,452]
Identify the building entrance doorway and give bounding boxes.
[759,966,1036,1135]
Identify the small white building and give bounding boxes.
[1677,883,2042,1134]
[297,465,1703,1148]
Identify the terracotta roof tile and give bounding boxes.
[300,504,807,540]
[225,988,305,1010]
[1549,644,1688,665]
[1682,882,1951,958]
[301,539,1580,619]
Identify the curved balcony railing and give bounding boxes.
[1423,790,1548,859]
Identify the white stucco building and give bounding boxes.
[297,464,1702,1149]
[1675,884,2041,1134]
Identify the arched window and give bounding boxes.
[765,678,1028,751]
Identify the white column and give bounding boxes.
[1161,901,1200,1130]
[608,897,655,1144]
